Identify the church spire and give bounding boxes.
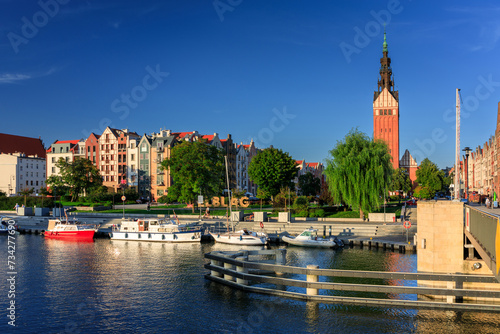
[376,28,397,100]
[382,29,388,53]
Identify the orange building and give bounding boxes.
[373,31,399,170]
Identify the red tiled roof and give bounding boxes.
[55,140,80,145]
[296,160,303,164]
[220,139,227,143]
[173,131,192,138]
[0,133,46,158]
[307,162,319,168]
[202,135,214,141]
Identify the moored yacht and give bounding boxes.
[111,218,202,242]
[282,228,343,248]
[44,219,98,240]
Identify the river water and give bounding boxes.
[1,235,500,333]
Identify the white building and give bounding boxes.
[46,140,80,178]
[0,133,47,196]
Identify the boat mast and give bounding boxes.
[225,155,232,232]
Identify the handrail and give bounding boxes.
[205,249,500,312]
[205,253,497,283]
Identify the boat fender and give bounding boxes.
[240,235,243,241]
[260,222,264,229]
[191,236,194,240]
[217,234,220,238]
[174,234,178,240]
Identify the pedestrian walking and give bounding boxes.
[400,204,406,222]
[486,197,490,208]
[14,203,19,213]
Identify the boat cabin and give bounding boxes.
[298,229,318,239]
[119,219,185,233]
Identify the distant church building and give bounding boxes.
[373,31,418,186]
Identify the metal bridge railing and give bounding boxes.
[465,205,499,281]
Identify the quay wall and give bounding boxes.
[417,201,500,301]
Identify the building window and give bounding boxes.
[36,181,39,186]
[131,154,135,161]
[111,176,114,182]
[52,157,55,163]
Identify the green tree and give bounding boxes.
[161,141,225,211]
[18,187,34,206]
[47,158,102,201]
[318,181,334,206]
[390,167,412,199]
[298,172,321,196]
[415,158,444,198]
[324,128,393,218]
[248,147,297,200]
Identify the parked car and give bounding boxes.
[405,199,417,206]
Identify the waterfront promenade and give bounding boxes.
[1,209,417,252]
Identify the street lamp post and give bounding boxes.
[463,147,471,201]
[120,179,126,219]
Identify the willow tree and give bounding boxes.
[324,129,393,218]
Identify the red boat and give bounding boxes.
[44,219,98,240]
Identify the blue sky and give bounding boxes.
[1,0,500,169]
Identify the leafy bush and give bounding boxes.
[293,196,308,211]
[414,186,433,199]
[309,209,325,217]
[157,195,169,204]
[296,210,309,217]
[0,196,56,210]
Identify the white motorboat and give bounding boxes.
[111,218,202,242]
[1,216,17,235]
[209,229,267,246]
[282,228,344,248]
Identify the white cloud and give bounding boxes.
[0,73,31,84]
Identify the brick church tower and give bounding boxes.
[373,31,399,170]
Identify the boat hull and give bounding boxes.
[209,232,267,245]
[44,230,96,240]
[111,229,203,242]
[282,235,338,248]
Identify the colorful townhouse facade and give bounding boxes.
[459,103,500,199]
